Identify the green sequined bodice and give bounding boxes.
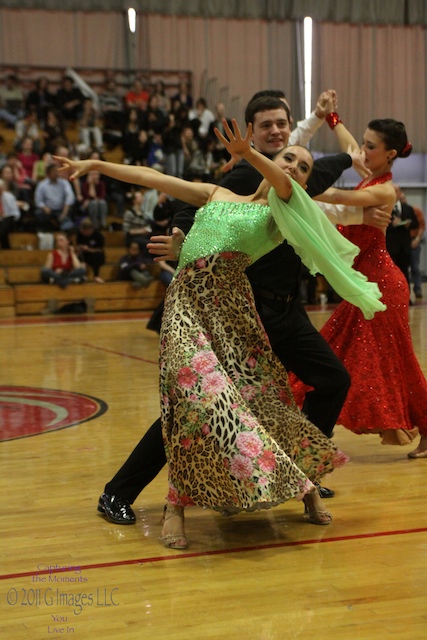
[176,200,279,274]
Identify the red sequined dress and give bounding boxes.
[291,172,427,443]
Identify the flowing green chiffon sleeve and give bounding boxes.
[268,184,386,320]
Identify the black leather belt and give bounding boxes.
[252,287,293,303]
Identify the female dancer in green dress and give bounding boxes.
[55,120,384,549]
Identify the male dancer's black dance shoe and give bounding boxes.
[315,483,335,499]
[97,493,136,524]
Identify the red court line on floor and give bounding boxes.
[0,311,152,327]
[2,526,427,581]
[80,342,158,365]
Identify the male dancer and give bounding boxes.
[98,94,389,524]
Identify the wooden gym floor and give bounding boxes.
[0,290,427,640]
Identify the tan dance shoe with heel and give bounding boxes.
[159,505,188,549]
[303,487,333,525]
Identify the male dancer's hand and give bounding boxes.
[147,227,185,262]
[363,205,391,230]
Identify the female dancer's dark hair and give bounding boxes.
[368,119,412,158]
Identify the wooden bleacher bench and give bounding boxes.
[0,286,14,318]
[0,244,166,316]
[0,249,49,267]
[13,280,166,316]
[8,231,125,250]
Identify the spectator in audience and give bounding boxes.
[117,239,154,288]
[410,203,426,300]
[146,130,165,172]
[208,102,233,164]
[0,74,25,126]
[32,151,53,183]
[99,79,124,144]
[25,76,56,126]
[76,217,105,282]
[41,232,86,288]
[386,183,419,289]
[123,190,153,250]
[1,163,28,207]
[80,170,108,229]
[122,108,142,163]
[53,143,84,214]
[78,98,104,153]
[189,97,215,139]
[186,136,217,181]
[34,163,75,231]
[125,79,149,113]
[171,80,193,109]
[181,125,200,179]
[151,194,176,286]
[41,109,68,154]
[141,95,168,136]
[162,104,189,177]
[17,136,39,183]
[56,75,85,123]
[0,135,7,168]
[126,128,150,166]
[151,80,171,116]
[0,178,20,248]
[4,152,32,204]
[14,109,42,153]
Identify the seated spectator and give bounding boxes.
[151,195,176,285]
[17,136,39,183]
[181,126,200,180]
[4,152,32,203]
[41,232,87,288]
[76,217,105,282]
[126,128,150,166]
[32,151,53,183]
[1,163,29,207]
[25,76,56,126]
[78,98,104,153]
[14,109,42,153]
[188,97,215,139]
[122,108,141,163]
[0,135,7,168]
[80,170,108,229]
[118,240,154,288]
[208,102,233,164]
[99,79,124,145]
[186,136,217,181]
[34,163,75,231]
[125,79,149,112]
[41,109,67,154]
[0,178,20,248]
[151,80,171,116]
[56,75,85,123]
[146,130,165,171]
[162,103,189,177]
[150,192,175,234]
[123,190,152,250]
[0,74,25,126]
[141,95,168,136]
[171,80,193,109]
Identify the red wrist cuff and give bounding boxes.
[326,112,342,130]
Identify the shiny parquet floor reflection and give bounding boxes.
[1,292,427,640]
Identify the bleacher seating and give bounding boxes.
[0,233,166,317]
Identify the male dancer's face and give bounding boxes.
[251,107,291,157]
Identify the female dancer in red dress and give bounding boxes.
[291,117,427,455]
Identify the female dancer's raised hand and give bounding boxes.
[214,119,252,159]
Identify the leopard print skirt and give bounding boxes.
[160,253,348,512]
